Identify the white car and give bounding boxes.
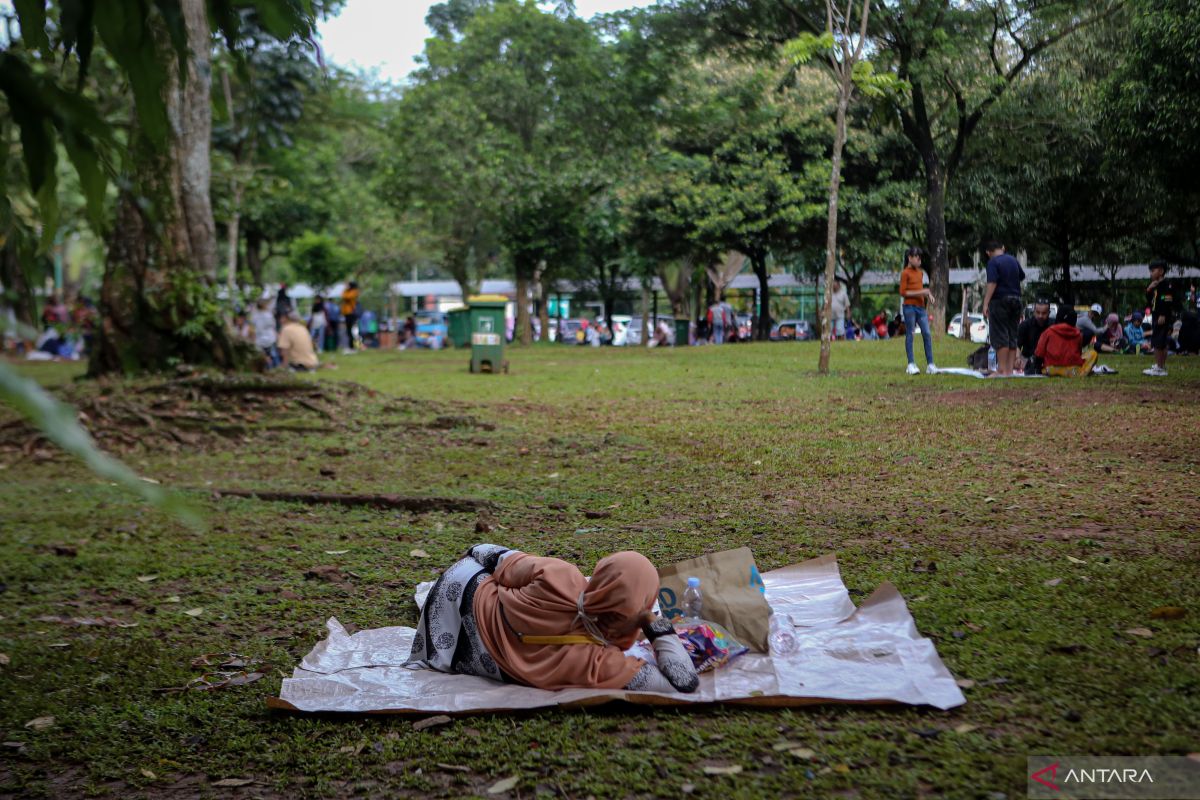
[948,313,988,343]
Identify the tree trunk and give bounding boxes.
[245,230,265,288]
[538,272,551,343]
[89,0,251,376]
[1057,233,1075,306]
[0,240,37,330]
[640,282,651,347]
[751,252,771,341]
[818,88,851,374]
[923,160,950,335]
[514,266,532,346]
[221,70,241,298]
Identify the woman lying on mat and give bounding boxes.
[405,544,699,693]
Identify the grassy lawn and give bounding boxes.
[1,338,1198,799]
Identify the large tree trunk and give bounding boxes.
[538,271,551,343]
[89,0,250,376]
[751,251,771,341]
[514,265,532,346]
[1056,232,1075,307]
[923,160,950,335]
[818,88,851,374]
[245,230,265,288]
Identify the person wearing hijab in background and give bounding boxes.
[406,545,699,694]
[1094,312,1126,354]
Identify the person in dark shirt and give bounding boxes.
[981,240,1026,376]
[1017,298,1053,374]
[1143,259,1180,377]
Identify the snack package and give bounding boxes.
[672,619,749,673]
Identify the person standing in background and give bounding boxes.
[340,281,360,352]
[309,295,327,351]
[898,248,936,375]
[1144,259,1180,377]
[981,241,1025,376]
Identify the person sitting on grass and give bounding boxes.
[1036,308,1098,377]
[1123,312,1147,354]
[1017,298,1053,375]
[276,310,320,372]
[406,545,699,694]
[1094,313,1126,354]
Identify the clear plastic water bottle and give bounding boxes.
[769,611,798,657]
[681,576,703,621]
[987,346,997,372]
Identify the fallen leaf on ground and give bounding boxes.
[788,748,816,760]
[137,575,158,583]
[772,740,805,751]
[165,596,181,603]
[1150,606,1187,620]
[212,778,254,787]
[1125,627,1153,638]
[488,776,519,794]
[409,549,429,558]
[954,724,978,734]
[24,716,54,731]
[1045,578,1063,587]
[702,766,743,776]
[184,608,204,617]
[1066,556,1086,564]
[435,763,470,772]
[956,679,976,689]
[0,652,9,666]
[140,769,156,780]
[412,715,452,732]
[833,764,851,774]
[324,550,349,555]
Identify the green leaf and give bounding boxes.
[94,0,171,145]
[783,33,835,66]
[0,363,203,530]
[13,0,50,52]
[59,0,98,84]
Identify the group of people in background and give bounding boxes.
[891,242,1196,378]
[232,281,363,372]
[994,251,1192,378]
[4,294,97,361]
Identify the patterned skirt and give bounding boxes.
[404,555,506,683]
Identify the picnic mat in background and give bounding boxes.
[269,554,966,714]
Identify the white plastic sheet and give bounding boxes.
[273,554,966,714]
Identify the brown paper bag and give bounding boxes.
[657,547,771,653]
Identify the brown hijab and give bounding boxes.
[472,551,658,690]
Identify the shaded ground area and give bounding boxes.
[1,340,1198,799]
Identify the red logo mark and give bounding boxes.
[1031,762,1061,791]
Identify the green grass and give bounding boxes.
[2,339,1198,799]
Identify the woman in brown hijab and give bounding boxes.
[406,544,699,694]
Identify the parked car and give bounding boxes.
[414,311,448,349]
[947,313,989,343]
[770,319,813,341]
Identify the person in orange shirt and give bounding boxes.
[340,281,360,351]
[899,247,937,375]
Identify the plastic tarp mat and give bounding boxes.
[933,367,1046,379]
[270,554,966,714]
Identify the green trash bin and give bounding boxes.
[674,318,690,347]
[467,295,508,374]
[447,306,470,348]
